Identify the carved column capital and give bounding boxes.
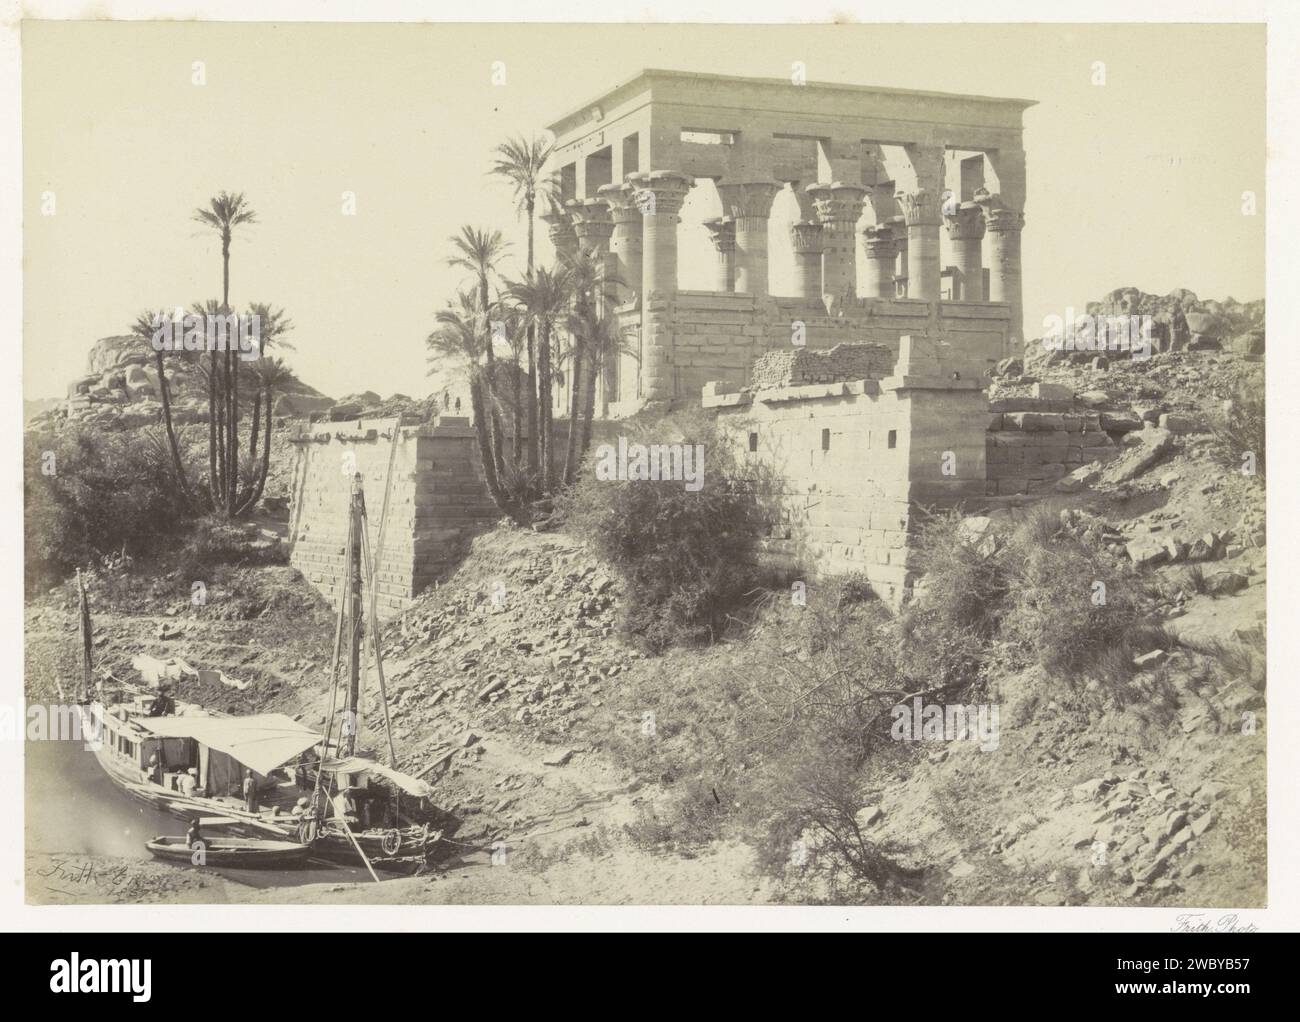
[627,171,695,220]
[896,188,941,227]
[541,207,577,256]
[974,188,1025,232]
[862,223,899,259]
[806,183,868,226]
[944,202,987,241]
[789,219,825,254]
[567,198,614,254]
[596,182,643,226]
[703,216,736,254]
[715,181,782,222]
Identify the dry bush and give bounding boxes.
[1211,381,1265,478]
[559,413,778,652]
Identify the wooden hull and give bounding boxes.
[310,824,443,874]
[146,836,311,868]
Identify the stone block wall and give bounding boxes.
[985,399,1120,495]
[288,416,498,618]
[611,292,1009,414]
[750,343,895,390]
[706,337,990,604]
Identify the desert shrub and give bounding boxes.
[174,515,286,580]
[1211,380,1265,477]
[1001,518,1150,679]
[559,413,777,652]
[624,778,732,852]
[24,425,191,591]
[910,509,1012,638]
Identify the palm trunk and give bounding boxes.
[577,345,600,467]
[470,368,513,518]
[153,350,191,503]
[562,343,584,485]
[249,391,261,458]
[525,197,539,477]
[511,351,523,468]
[235,388,274,516]
[221,235,237,515]
[526,332,538,478]
[538,320,553,491]
[207,361,219,506]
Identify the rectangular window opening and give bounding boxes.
[680,129,736,146]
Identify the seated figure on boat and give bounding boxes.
[147,683,175,717]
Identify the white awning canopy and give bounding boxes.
[137,714,321,776]
[320,756,435,798]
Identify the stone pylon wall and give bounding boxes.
[287,416,499,618]
[705,336,992,604]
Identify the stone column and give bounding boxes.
[944,203,986,302]
[716,182,781,296]
[897,144,944,301]
[861,224,898,299]
[702,217,736,292]
[569,198,614,257]
[789,220,825,299]
[890,218,908,297]
[597,182,643,303]
[976,190,1026,350]
[807,183,867,300]
[627,171,693,403]
[541,208,577,261]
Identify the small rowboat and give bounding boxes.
[145,835,312,868]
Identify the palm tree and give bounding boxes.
[244,304,293,458]
[506,265,572,492]
[490,295,529,468]
[193,191,256,514]
[234,355,296,516]
[427,289,514,516]
[559,249,613,485]
[447,226,510,480]
[130,309,192,505]
[574,310,631,470]
[491,136,554,475]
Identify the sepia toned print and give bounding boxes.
[21,19,1265,908]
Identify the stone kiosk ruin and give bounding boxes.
[291,71,1071,610]
[545,69,1034,413]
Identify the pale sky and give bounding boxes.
[22,20,1265,401]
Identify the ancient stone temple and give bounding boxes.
[545,69,1034,416]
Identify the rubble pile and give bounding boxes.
[375,533,635,740]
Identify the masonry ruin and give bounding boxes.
[546,69,1034,416]
[288,417,497,618]
[290,70,1043,610]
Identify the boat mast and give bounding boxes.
[343,473,365,757]
[76,568,93,703]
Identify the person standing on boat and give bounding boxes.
[146,750,163,786]
[242,770,258,814]
[186,818,203,850]
[179,767,198,797]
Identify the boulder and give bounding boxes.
[1159,412,1206,434]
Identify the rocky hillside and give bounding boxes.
[30,334,337,434]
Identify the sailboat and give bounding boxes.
[75,463,452,878]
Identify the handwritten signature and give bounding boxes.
[1172,913,1260,934]
[35,857,129,891]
